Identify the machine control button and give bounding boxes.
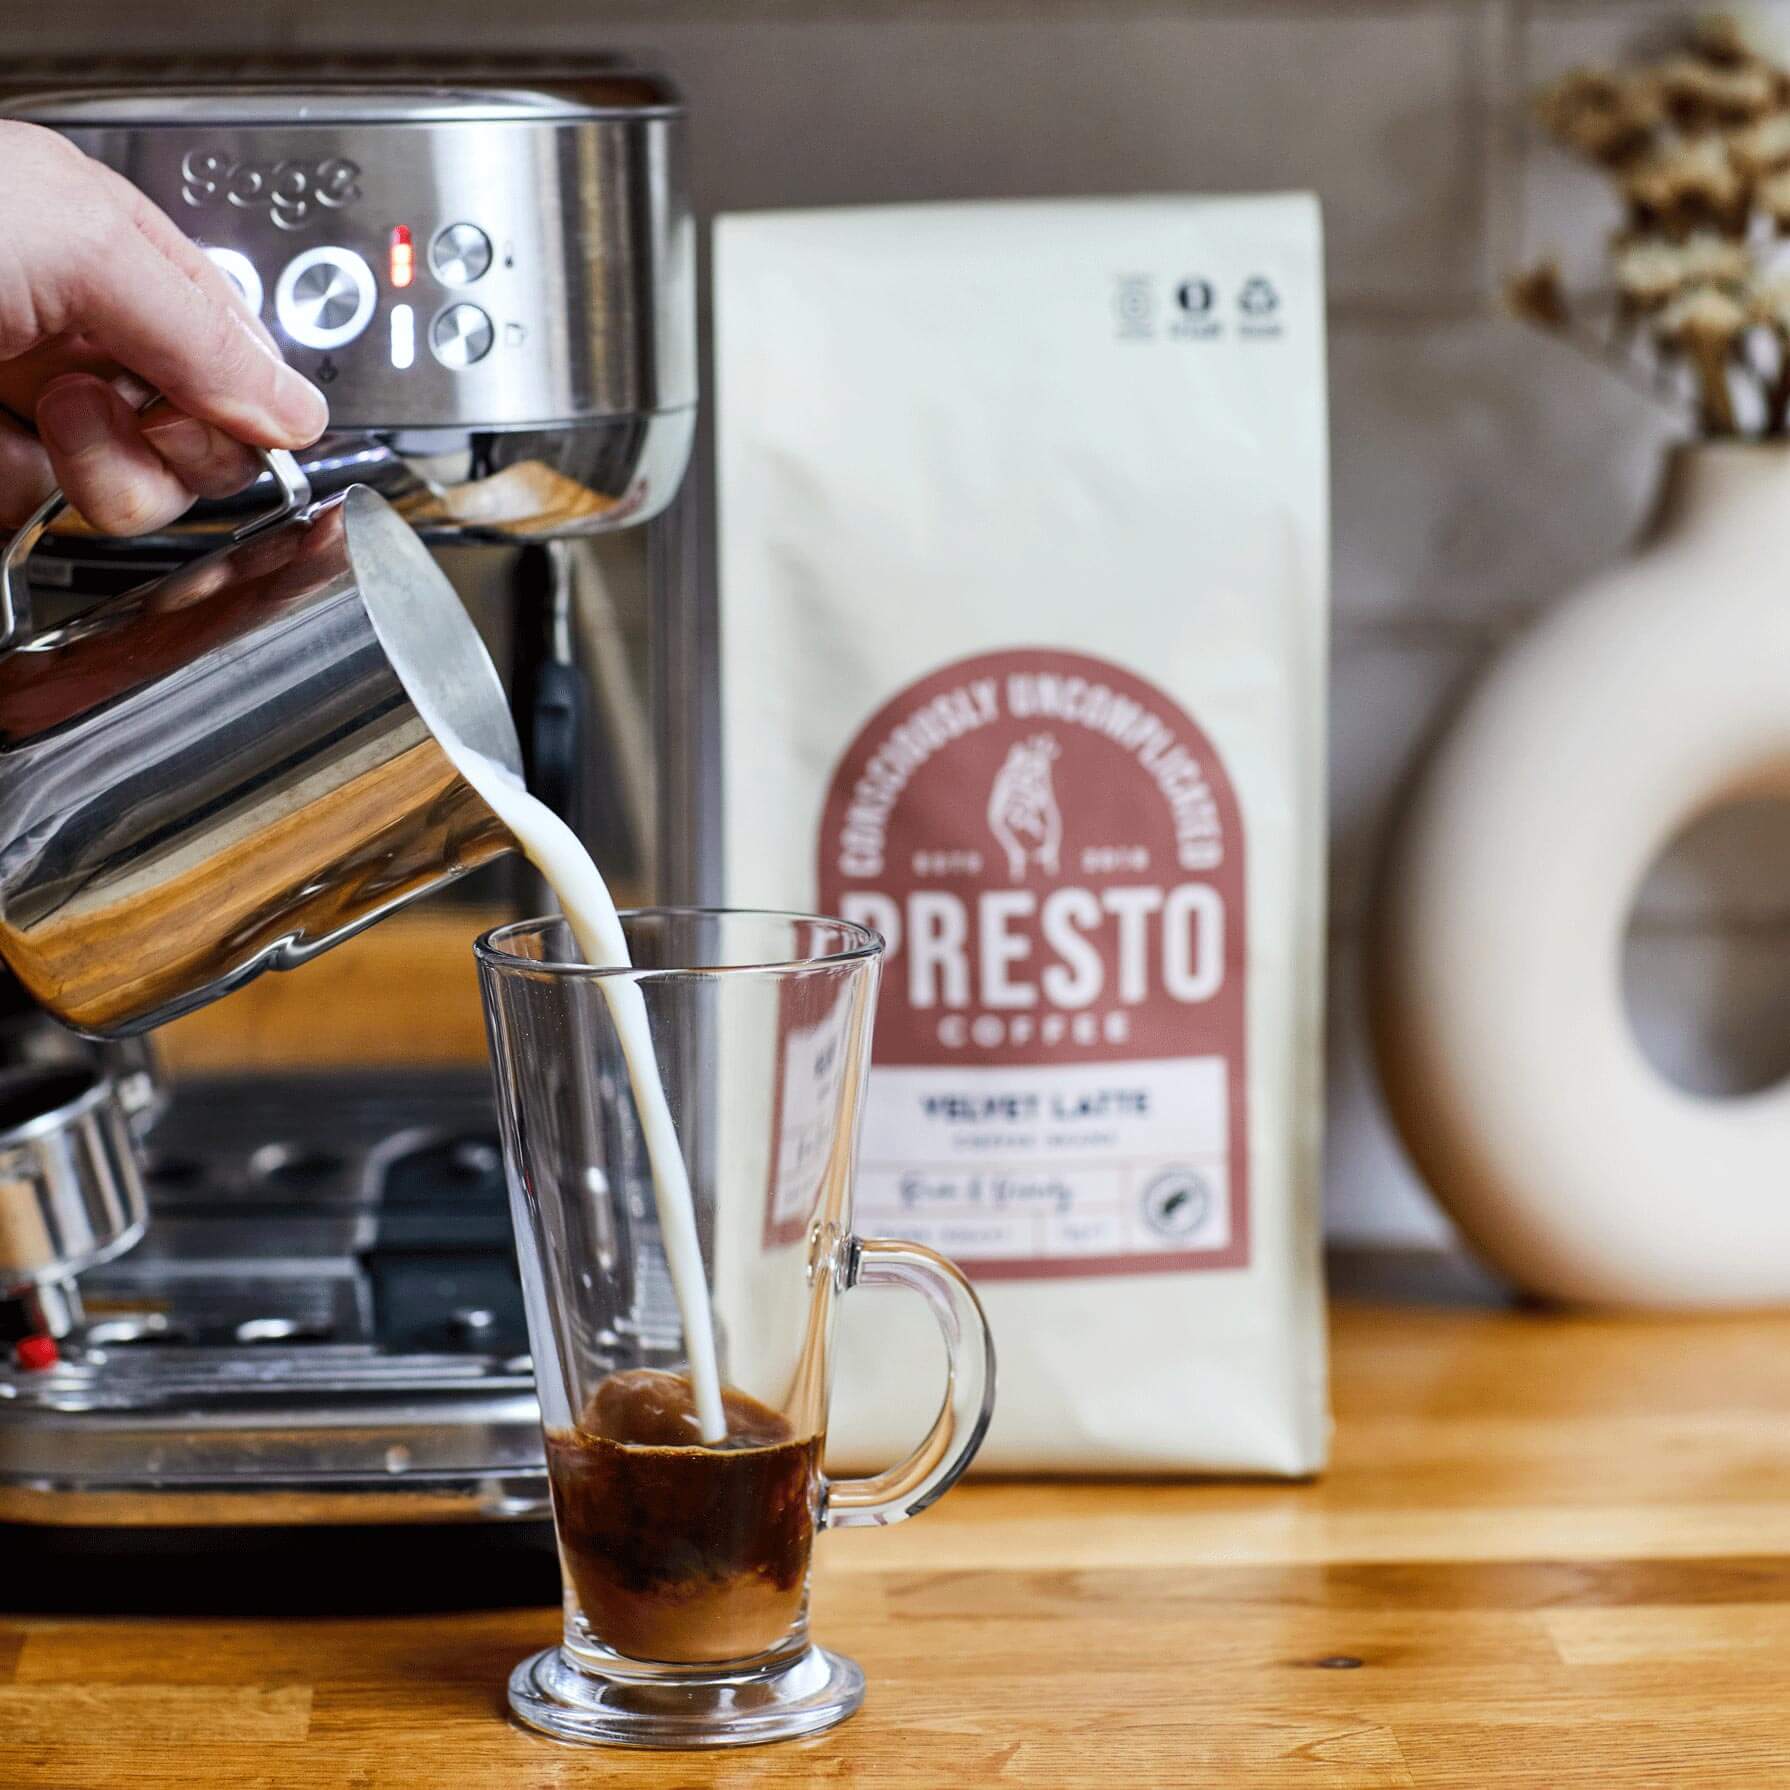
[275,246,377,351]
[204,247,264,317]
[430,222,492,287]
[431,303,494,369]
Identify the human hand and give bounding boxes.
[0,121,328,535]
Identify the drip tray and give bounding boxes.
[0,1074,548,1527]
[80,1269,364,1350]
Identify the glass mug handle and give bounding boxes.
[823,1234,997,1529]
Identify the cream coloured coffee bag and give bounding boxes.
[715,197,1329,1473]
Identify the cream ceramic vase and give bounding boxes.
[1370,441,1790,1306]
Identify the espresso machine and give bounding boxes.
[0,73,699,1527]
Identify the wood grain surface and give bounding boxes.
[10,1291,1790,1787]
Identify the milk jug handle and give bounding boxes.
[0,418,313,654]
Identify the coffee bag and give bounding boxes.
[715,197,1330,1473]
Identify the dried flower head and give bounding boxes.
[1613,231,1753,308]
[1624,135,1750,233]
[1725,110,1790,174]
[1690,12,1760,66]
[1757,165,1790,229]
[1538,66,1664,165]
[1506,263,1572,329]
[1657,281,1751,344]
[1516,14,1790,435]
[1748,271,1790,329]
[1655,52,1780,127]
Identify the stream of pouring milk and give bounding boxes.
[455,749,727,1444]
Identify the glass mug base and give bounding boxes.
[507,1640,866,1749]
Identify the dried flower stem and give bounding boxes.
[1505,275,1689,409]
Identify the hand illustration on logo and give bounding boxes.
[987,733,1064,882]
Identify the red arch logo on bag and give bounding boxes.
[817,647,1249,1279]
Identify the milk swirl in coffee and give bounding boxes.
[546,1369,817,1664]
[452,748,727,1444]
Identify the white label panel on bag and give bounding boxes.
[855,1057,1232,1278]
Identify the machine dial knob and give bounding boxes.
[204,247,264,318]
[431,303,494,369]
[275,246,377,352]
[430,222,492,287]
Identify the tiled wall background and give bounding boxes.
[10,0,1788,1245]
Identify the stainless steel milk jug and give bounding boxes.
[0,445,524,1037]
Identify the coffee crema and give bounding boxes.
[547,1369,821,1665]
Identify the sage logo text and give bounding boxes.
[180,150,361,230]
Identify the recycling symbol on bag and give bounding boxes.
[1239,276,1279,317]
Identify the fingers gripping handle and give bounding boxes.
[0,484,62,654]
[823,1236,996,1529]
[0,412,312,653]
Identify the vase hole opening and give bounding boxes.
[1622,796,1790,1098]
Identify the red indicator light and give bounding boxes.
[14,1334,58,1372]
[389,225,415,290]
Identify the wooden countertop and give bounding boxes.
[10,1279,1790,1787]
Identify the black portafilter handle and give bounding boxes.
[0,965,45,1060]
[0,965,86,1061]
[0,965,32,1017]
[0,965,164,1133]
[523,657,583,828]
[511,541,640,884]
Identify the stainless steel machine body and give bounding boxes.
[12,82,696,541]
[0,76,698,1527]
[0,1075,545,1526]
[0,1065,147,1340]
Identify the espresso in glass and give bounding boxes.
[545,1369,822,1665]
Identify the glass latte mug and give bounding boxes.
[476,910,995,1748]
